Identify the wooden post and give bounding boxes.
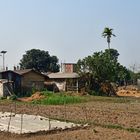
[7,109,12,132]
[48,108,51,130]
[20,114,23,134]
[14,101,17,115]
[64,95,66,122]
[76,79,79,93]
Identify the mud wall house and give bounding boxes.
[14,69,47,94]
[0,69,47,96]
[45,72,79,92]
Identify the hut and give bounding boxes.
[45,72,79,92]
[0,69,47,96]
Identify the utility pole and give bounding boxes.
[1,51,7,70]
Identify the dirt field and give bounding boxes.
[0,96,140,140]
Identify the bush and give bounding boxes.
[9,95,17,100]
[0,96,6,100]
[89,90,107,96]
[32,91,86,105]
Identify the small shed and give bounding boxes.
[14,69,47,93]
[0,69,48,95]
[0,79,13,97]
[45,72,79,92]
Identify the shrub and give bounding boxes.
[89,90,107,96]
[0,96,6,100]
[32,91,86,105]
[9,95,17,101]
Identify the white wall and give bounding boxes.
[0,83,3,97]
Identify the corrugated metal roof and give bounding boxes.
[14,69,48,78]
[48,72,79,79]
[0,70,21,76]
[14,69,32,75]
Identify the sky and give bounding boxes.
[0,0,140,70]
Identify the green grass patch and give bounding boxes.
[32,91,86,105]
[126,128,140,133]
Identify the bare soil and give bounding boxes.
[17,92,45,102]
[0,96,140,140]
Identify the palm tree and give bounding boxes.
[102,27,116,49]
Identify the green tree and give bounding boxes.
[20,49,59,72]
[77,49,121,82]
[102,27,116,49]
[77,49,131,95]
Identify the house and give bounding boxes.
[14,69,48,93]
[44,63,80,92]
[0,69,47,95]
[45,72,79,92]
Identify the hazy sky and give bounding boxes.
[0,0,140,70]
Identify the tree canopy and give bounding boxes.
[77,49,131,96]
[77,48,130,84]
[20,49,59,72]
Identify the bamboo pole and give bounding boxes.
[20,113,23,134]
[7,109,12,132]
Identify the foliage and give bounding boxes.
[128,70,140,85]
[89,90,106,96]
[0,96,6,100]
[32,91,86,105]
[20,49,59,72]
[77,49,129,83]
[77,49,131,95]
[9,95,17,100]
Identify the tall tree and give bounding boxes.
[20,49,59,72]
[102,27,116,49]
[77,49,131,95]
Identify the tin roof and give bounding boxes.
[14,69,48,78]
[47,72,79,79]
[14,69,33,75]
[0,70,20,76]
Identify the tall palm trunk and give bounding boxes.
[107,36,110,50]
[107,36,111,60]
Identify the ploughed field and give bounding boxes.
[0,96,140,140]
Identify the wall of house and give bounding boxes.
[45,79,66,92]
[0,82,13,97]
[54,80,66,91]
[0,83,3,97]
[45,78,79,92]
[62,63,77,73]
[0,71,21,94]
[66,78,79,92]
[3,82,13,97]
[21,71,45,92]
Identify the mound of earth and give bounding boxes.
[17,92,45,102]
[117,85,140,97]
